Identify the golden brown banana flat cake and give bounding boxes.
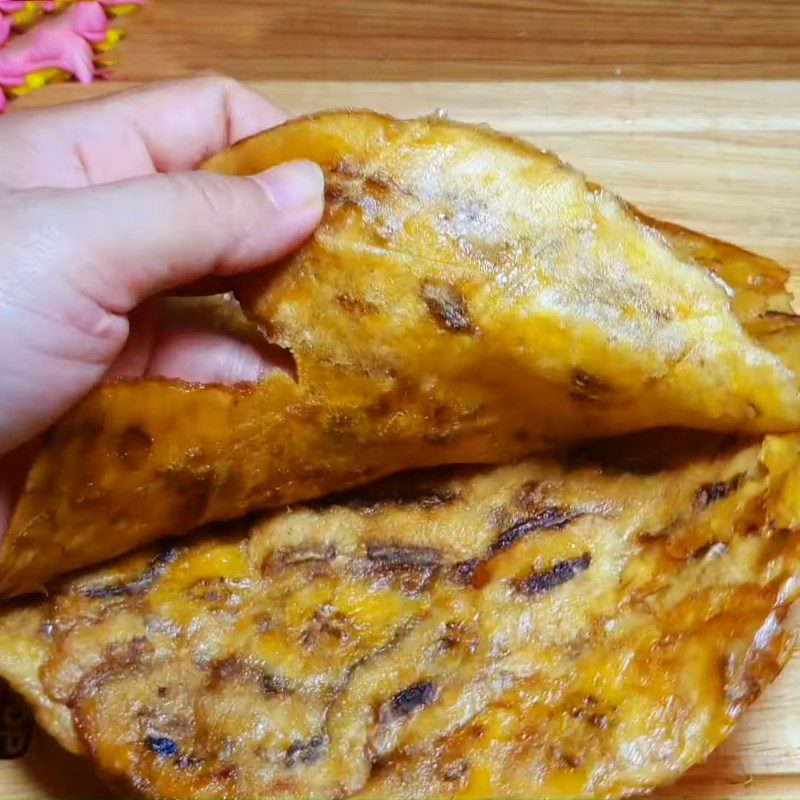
[1,430,799,798]
[6,112,800,597]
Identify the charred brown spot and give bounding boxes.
[390,681,438,716]
[551,746,583,769]
[437,621,475,653]
[490,507,581,555]
[260,674,290,696]
[517,480,542,506]
[329,158,360,178]
[324,182,353,205]
[517,480,564,509]
[301,606,349,648]
[637,529,669,545]
[156,467,215,523]
[724,637,786,708]
[569,695,613,730]
[696,474,743,507]
[213,657,248,682]
[763,306,800,324]
[108,636,151,664]
[367,543,442,568]
[217,765,238,781]
[516,552,591,596]
[70,637,153,709]
[425,403,474,446]
[329,159,378,185]
[363,544,442,594]
[570,369,611,402]
[513,427,530,442]
[185,577,242,608]
[330,160,411,194]
[176,754,204,770]
[337,293,378,315]
[253,614,273,634]
[116,426,153,467]
[588,712,610,730]
[285,736,326,768]
[759,310,800,327]
[440,759,471,782]
[364,174,393,194]
[365,394,394,418]
[451,558,479,586]
[212,657,290,697]
[420,279,473,333]
[742,495,770,536]
[326,162,404,218]
[80,547,180,599]
[415,487,459,509]
[316,480,459,513]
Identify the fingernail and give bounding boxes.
[255,160,325,211]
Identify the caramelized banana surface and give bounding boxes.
[5,112,800,597]
[1,431,799,797]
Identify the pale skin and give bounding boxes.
[0,76,326,532]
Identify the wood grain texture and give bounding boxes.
[114,0,800,81]
[3,79,800,798]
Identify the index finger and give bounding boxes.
[103,75,288,171]
[0,75,287,187]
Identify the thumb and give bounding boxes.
[0,160,322,454]
[40,159,325,315]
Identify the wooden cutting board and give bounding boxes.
[2,79,800,799]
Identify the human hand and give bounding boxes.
[0,76,325,528]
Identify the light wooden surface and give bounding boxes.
[4,79,800,798]
[114,0,800,81]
